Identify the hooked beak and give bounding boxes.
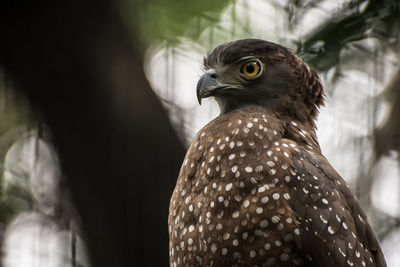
[196,70,244,105]
[196,71,218,105]
[196,71,232,105]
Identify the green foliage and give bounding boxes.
[0,74,32,138]
[120,0,229,49]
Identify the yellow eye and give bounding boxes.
[241,61,261,77]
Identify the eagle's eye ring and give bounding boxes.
[240,61,261,78]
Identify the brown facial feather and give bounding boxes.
[203,39,325,127]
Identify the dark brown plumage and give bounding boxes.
[168,39,386,267]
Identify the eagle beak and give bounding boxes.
[197,70,243,105]
[196,71,219,105]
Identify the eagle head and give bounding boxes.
[197,39,324,125]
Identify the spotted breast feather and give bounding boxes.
[168,108,384,266]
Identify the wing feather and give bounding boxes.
[287,146,386,267]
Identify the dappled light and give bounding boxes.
[0,126,89,267]
[0,0,399,266]
[144,0,400,266]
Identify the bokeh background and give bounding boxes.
[0,0,399,266]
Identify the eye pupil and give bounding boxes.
[246,65,254,73]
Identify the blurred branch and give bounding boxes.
[354,68,400,242]
[298,0,400,71]
[374,68,400,157]
[282,0,328,31]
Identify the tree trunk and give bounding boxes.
[0,2,185,266]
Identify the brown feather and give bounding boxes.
[169,39,386,267]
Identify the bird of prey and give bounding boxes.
[168,39,386,267]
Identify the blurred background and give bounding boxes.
[0,0,399,266]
